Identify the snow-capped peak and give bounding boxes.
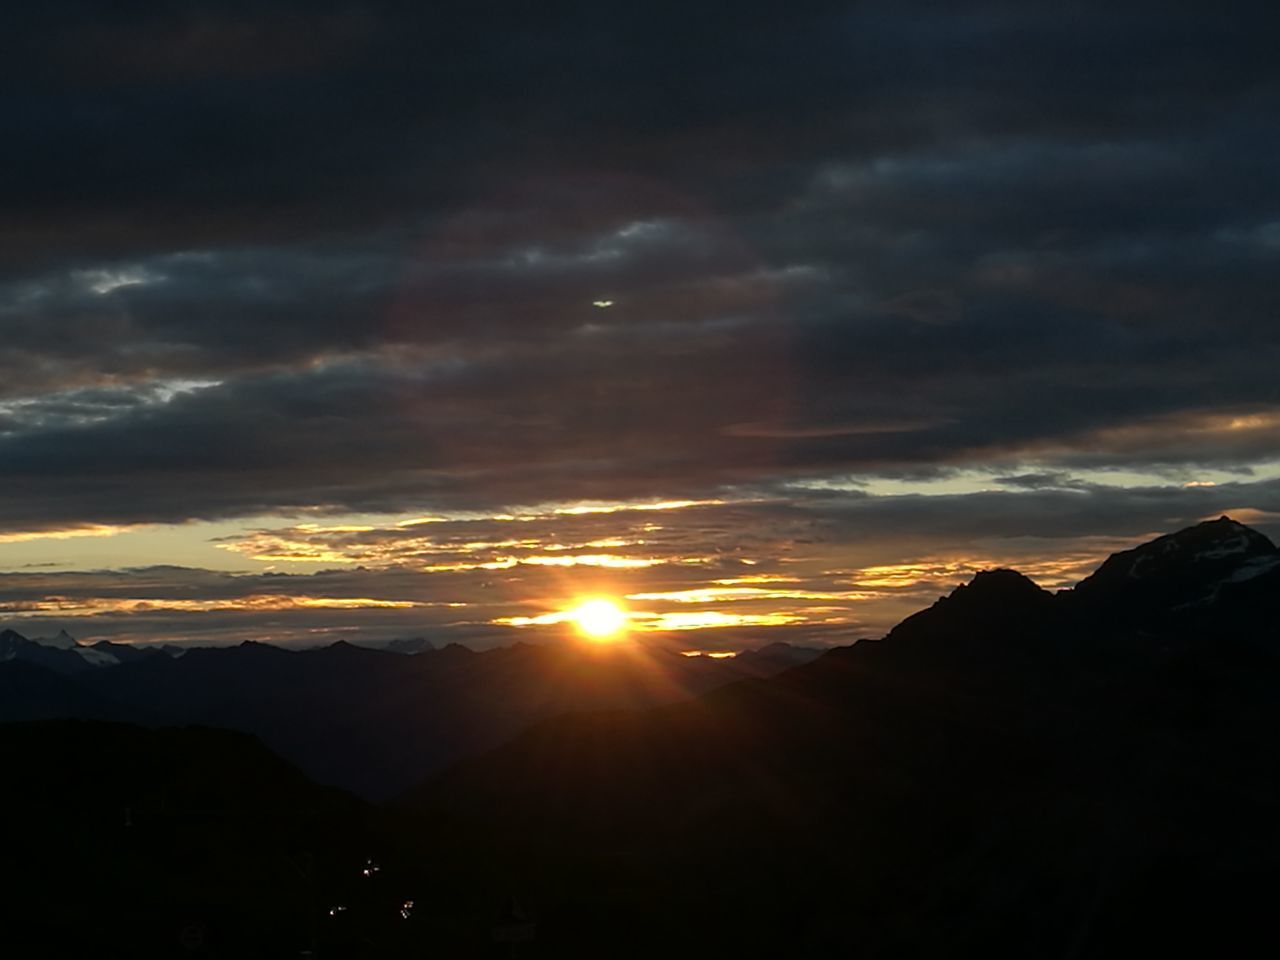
[32,629,77,650]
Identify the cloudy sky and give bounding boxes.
[3,1,1278,649]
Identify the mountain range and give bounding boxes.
[0,627,168,673]
[0,624,822,799]
[2,516,1278,956]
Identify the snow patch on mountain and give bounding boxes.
[1226,554,1280,583]
[75,645,122,667]
[1196,534,1255,560]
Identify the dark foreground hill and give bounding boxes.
[0,722,397,959]
[401,518,1280,956]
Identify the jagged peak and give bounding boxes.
[35,629,77,650]
[884,567,1052,644]
[1168,515,1275,551]
[1075,516,1276,596]
[946,568,1050,604]
[438,642,477,656]
[967,567,1043,588]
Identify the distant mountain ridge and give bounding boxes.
[0,627,185,673]
[0,626,823,798]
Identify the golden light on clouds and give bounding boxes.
[627,586,875,604]
[0,523,140,544]
[218,540,359,564]
[216,522,683,571]
[493,598,633,638]
[494,605,803,633]
[550,498,730,516]
[209,497,741,569]
[645,611,803,630]
[847,546,1124,592]
[15,487,1258,649]
[520,554,664,569]
[423,553,669,573]
[711,574,799,585]
[1054,406,1280,455]
[1224,413,1280,431]
[1201,507,1280,525]
[679,650,738,659]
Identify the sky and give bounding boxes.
[3,1,1279,650]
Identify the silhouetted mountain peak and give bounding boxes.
[1072,517,1279,617]
[1,628,95,674]
[928,568,1052,617]
[884,568,1054,650]
[34,629,77,650]
[964,567,1045,595]
[382,636,435,655]
[730,641,826,677]
[438,642,478,659]
[1090,516,1273,579]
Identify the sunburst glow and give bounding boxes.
[569,597,628,641]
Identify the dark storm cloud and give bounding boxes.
[1,0,1278,535]
[8,1,1277,264]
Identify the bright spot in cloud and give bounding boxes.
[592,299,614,308]
[77,266,158,295]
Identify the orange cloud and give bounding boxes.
[0,523,140,544]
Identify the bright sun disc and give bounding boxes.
[570,598,627,640]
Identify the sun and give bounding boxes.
[569,598,628,641]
